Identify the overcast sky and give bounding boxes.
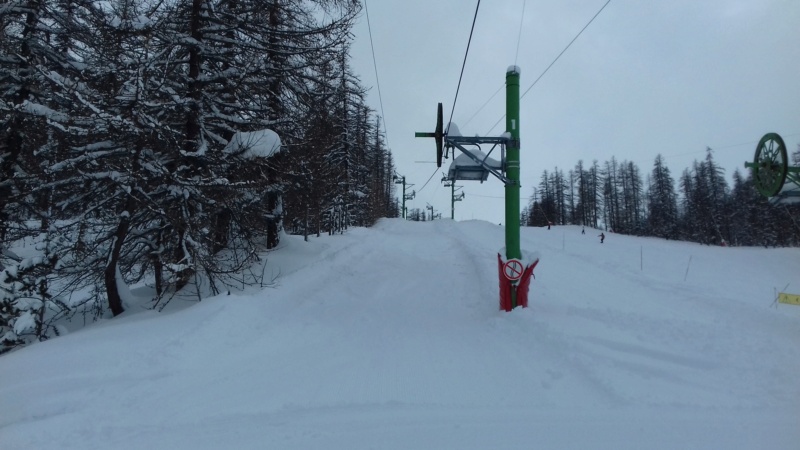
[348,0,800,225]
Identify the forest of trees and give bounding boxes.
[0,0,399,352]
[522,148,800,247]
[1,1,797,355]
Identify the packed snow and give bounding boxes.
[1,219,799,449]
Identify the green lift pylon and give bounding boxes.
[442,175,464,220]
[416,66,536,311]
[505,67,521,308]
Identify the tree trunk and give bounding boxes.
[212,209,231,254]
[104,213,130,317]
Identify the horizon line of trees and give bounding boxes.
[1,0,399,353]
[522,147,800,247]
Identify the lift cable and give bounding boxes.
[461,85,503,130]
[484,0,612,135]
[628,132,800,167]
[467,193,552,223]
[520,0,610,100]
[364,0,389,145]
[514,0,528,66]
[445,0,482,135]
[416,165,442,194]
[466,192,534,200]
[418,0,480,196]
[461,0,527,129]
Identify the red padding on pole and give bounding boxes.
[498,254,513,311]
[515,258,539,308]
[498,254,539,311]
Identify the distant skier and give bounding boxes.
[581,227,585,235]
[599,232,605,243]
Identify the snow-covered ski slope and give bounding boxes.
[1,219,799,449]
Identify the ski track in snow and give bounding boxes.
[1,219,799,449]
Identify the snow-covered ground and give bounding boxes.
[1,219,799,449]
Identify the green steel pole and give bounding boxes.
[505,67,521,307]
[451,182,455,220]
[402,177,406,219]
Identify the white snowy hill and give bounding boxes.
[1,219,799,449]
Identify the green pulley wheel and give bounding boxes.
[752,133,787,197]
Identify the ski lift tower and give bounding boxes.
[416,66,539,311]
[441,174,465,220]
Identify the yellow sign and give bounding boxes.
[778,293,800,306]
